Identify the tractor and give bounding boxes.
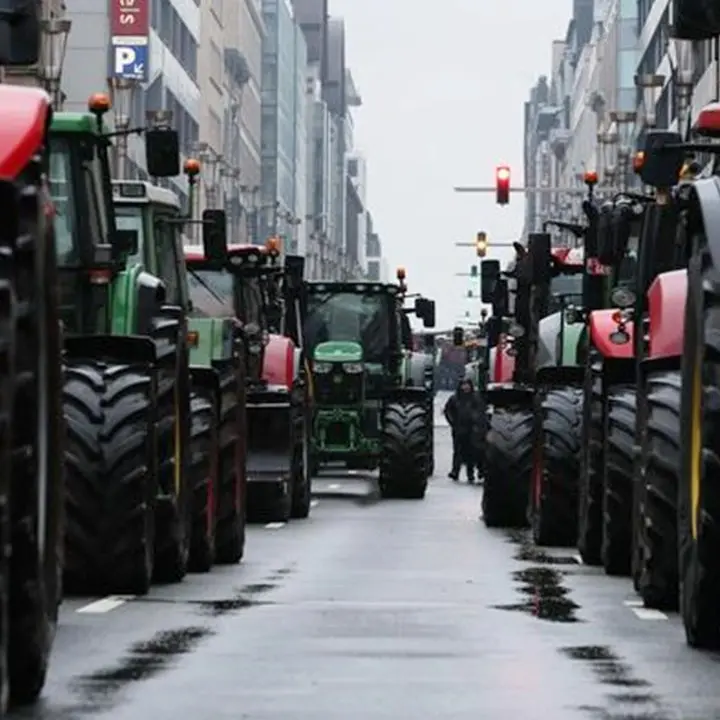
[51,94,220,594]
[185,237,311,523]
[304,269,436,498]
[471,236,585,529]
[113,183,246,570]
[0,85,65,710]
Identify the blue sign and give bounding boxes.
[112,43,148,81]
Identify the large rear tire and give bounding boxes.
[578,363,604,565]
[8,179,64,707]
[679,249,720,649]
[379,401,429,499]
[529,387,582,546]
[188,390,218,573]
[638,371,680,610]
[215,363,245,564]
[483,406,533,528]
[602,386,636,576]
[63,362,155,596]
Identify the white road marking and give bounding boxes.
[328,483,340,490]
[623,599,643,607]
[264,522,286,529]
[632,607,668,620]
[76,596,130,614]
[310,499,319,508]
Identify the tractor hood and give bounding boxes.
[536,312,582,368]
[187,317,233,366]
[313,341,363,364]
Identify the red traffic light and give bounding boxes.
[496,165,510,205]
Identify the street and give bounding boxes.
[12,393,720,720]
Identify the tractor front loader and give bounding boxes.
[305,269,436,499]
[189,237,312,523]
[52,95,210,594]
[0,83,65,710]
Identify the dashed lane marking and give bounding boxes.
[623,599,643,607]
[310,499,319,508]
[76,596,131,614]
[264,522,286,529]
[632,607,668,620]
[328,483,340,490]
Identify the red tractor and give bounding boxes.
[186,237,311,523]
[0,86,64,708]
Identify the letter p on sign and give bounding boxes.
[114,46,136,73]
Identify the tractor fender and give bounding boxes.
[262,334,295,389]
[64,334,157,365]
[589,310,634,359]
[190,366,220,398]
[647,269,686,360]
[0,86,50,178]
[385,386,428,405]
[485,383,533,408]
[688,176,720,276]
[407,351,429,387]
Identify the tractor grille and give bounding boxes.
[326,421,350,447]
[315,365,362,404]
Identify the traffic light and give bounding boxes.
[470,265,478,277]
[496,165,510,205]
[467,289,473,298]
[476,231,488,258]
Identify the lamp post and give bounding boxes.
[39,17,71,108]
[597,129,618,187]
[197,143,220,208]
[109,77,139,179]
[635,73,665,128]
[610,110,637,188]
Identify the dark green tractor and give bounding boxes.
[52,96,224,594]
[305,276,436,498]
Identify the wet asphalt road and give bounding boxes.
[12,392,720,720]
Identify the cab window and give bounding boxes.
[155,219,182,306]
[48,137,76,264]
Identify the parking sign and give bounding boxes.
[112,43,148,81]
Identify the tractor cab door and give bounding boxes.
[153,214,185,310]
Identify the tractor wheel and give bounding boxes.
[679,248,720,649]
[215,365,246,564]
[63,362,156,596]
[483,407,533,528]
[0,181,14,713]
[529,387,582,546]
[602,386,636,576]
[379,401,429,499]
[638,370,681,610]
[188,390,218,573]
[290,413,311,519]
[152,314,191,584]
[578,367,604,565]
[8,180,64,707]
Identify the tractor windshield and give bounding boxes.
[115,205,144,264]
[548,272,583,314]
[237,275,266,328]
[305,291,389,361]
[187,268,237,317]
[48,137,77,264]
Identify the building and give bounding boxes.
[259,0,307,253]
[365,212,388,282]
[62,0,200,208]
[344,70,366,279]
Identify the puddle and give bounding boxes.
[73,626,212,711]
[506,528,579,565]
[241,582,276,594]
[492,565,581,622]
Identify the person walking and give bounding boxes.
[444,378,483,484]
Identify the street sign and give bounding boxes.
[112,43,148,81]
[111,0,149,37]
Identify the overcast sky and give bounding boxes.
[330,0,573,329]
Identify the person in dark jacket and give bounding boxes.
[444,378,484,483]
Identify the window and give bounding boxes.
[155,220,182,305]
[115,206,145,265]
[48,138,76,264]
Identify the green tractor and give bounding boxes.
[52,95,223,594]
[304,270,436,498]
[186,237,311,523]
[113,184,246,569]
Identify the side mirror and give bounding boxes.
[202,209,227,262]
[639,130,684,188]
[480,259,500,303]
[452,326,464,346]
[284,254,305,291]
[414,297,435,328]
[0,0,40,65]
[527,232,552,284]
[113,228,138,257]
[145,128,180,178]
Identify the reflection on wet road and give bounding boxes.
[10,396,720,719]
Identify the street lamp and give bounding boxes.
[635,73,665,128]
[669,37,695,132]
[597,129,618,186]
[109,77,139,179]
[39,17,72,108]
[610,110,637,188]
[197,143,220,208]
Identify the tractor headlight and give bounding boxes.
[313,362,332,374]
[343,362,363,373]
